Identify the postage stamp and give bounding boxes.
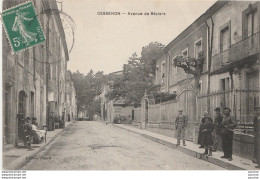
[2,1,45,53]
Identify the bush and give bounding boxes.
[155,92,177,104]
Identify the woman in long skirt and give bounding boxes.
[202,117,214,156]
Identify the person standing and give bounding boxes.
[23,117,33,149]
[175,109,188,146]
[198,111,212,148]
[220,107,238,161]
[201,116,214,156]
[213,107,223,151]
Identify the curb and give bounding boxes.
[113,124,245,170]
[4,122,75,170]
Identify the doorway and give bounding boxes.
[17,90,27,142]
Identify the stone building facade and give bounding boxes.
[65,70,77,122]
[152,1,260,159]
[2,0,72,149]
[155,1,260,123]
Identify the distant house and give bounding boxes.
[100,71,134,123]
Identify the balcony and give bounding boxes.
[212,32,260,72]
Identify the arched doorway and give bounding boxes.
[177,88,198,141]
[17,90,27,143]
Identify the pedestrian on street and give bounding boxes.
[220,107,238,161]
[213,107,223,151]
[201,115,214,156]
[23,117,33,149]
[198,111,212,148]
[175,109,188,146]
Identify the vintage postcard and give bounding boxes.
[1,0,260,176]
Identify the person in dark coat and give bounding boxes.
[198,111,212,148]
[23,117,33,149]
[201,116,214,156]
[220,107,238,161]
[213,107,223,151]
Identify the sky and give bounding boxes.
[62,0,216,75]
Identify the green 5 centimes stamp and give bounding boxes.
[2,1,45,53]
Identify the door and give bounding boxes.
[4,87,11,144]
[247,71,259,123]
[18,91,27,142]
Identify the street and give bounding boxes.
[22,121,224,170]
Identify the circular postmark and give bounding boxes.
[30,6,76,57]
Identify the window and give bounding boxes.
[172,56,177,75]
[161,61,166,85]
[156,65,159,80]
[220,77,230,91]
[219,77,230,108]
[247,9,258,37]
[182,48,188,59]
[30,92,34,118]
[50,65,52,79]
[194,39,202,58]
[220,26,230,52]
[243,4,258,38]
[198,80,202,94]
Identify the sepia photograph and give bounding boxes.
[1,0,260,174]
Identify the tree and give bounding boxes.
[88,98,101,120]
[106,42,164,106]
[72,69,106,108]
[173,51,206,89]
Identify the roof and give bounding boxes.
[108,70,123,75]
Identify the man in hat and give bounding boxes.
[175,109,188,146]
[213,107,223,151]
[220,107,237,161]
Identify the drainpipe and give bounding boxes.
[164,50,171,93]
[33,47,36,120]
[205,17,214,113]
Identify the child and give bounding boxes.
[202,116,214,156]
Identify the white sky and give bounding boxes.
[62,0,216,75]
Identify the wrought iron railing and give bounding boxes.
[212,32,260,71]
[197,89,260,135]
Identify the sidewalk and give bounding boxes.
[3,121,74,170]
[113,123,258,170]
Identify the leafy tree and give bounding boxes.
[173,51,206,89]
[72,69,105,108]
[106,42,164,106]
[88,98,101,120]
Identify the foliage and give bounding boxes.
[72,70,106,108]
[154,92,177,104]
[173,51,206,89]
[106,42,164,106]
[88,98,101,120]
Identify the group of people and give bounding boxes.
[23,117,47,148]
[175,107,238,161]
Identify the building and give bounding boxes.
[65,70,77,122]
[2,0,70,149]
[207,1,260,124]
[100,71,134,123]
[152,0,259,159]
[155,0,260,126]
